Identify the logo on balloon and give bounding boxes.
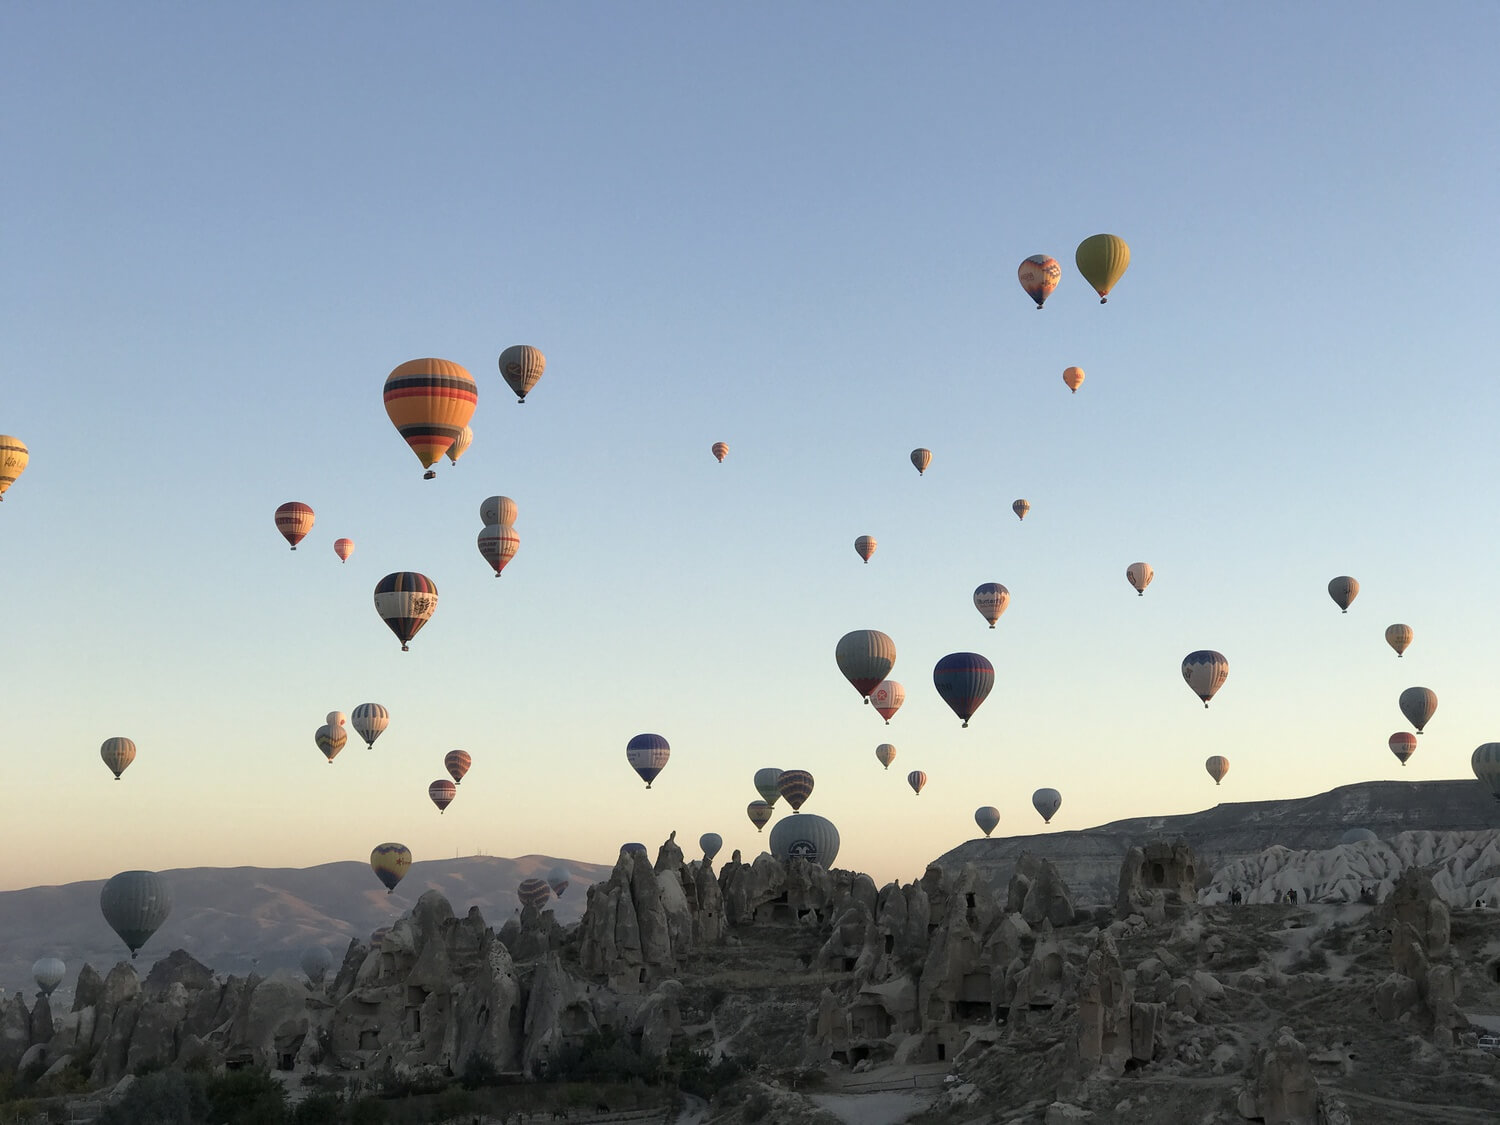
[787,839,819,863]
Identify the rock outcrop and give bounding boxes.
[1234,1026,1319,1125]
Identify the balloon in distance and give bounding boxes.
[447,425,473,465]
[712,442,729,463]
[854,535,877,564]
[1399,687,1437,734]
[100,737,136,781]
[1074,234,1130,303]
[326,711,347,728]
[374,572,438,652]
[548,867,571,897]
[445,750,472,784]
[0,435,29,500]
[746,800,773,832]
[1126,563,1153,597]
[352,703,390,749]
[1389,732,1417,766]
[933,652,995,728]
[1032,788,1063,824]
[836,631,896,703]
[626,734,671,789]
[777,769,815,812]
[370,843,412,894]
[700,833,723,862]
[517,877,552,910]
[907,770,928,796]
[315,724,347,764]
[1017,255,1061,309]
[974,807,1001,837]
[910,448,932,476]
[429,780,456,813]
[275,502,314,550]
[1181,650,1229,708]
[100,870,172,958]
[32,957,65,997]
[753,767,783,806]
[870,680,905,723]
[1012,499,1030,521]
[1205,756,1230,786]
[499,345,546,403]
[477,524,520,577]
[875,743,897,770]
[1472,744,1500,801]
[480,495,518,527]
[1063,366,1085,394]
[334,538,355,563]
[973,583,1010,628]
[1386,624,1412,657]
[1328,576,1359,613]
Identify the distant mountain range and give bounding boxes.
[938,779,1500,906]
[0,854,611,1002]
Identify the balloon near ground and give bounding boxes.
[445,750,472,783]
[0,435,29,500]
[700,833,723,862]
[100,736,136,780]
[1012,499,1030,520]
[1126,563,1153,597]
[777,769,815,812]
[910,448,931,475]
[374,571,438,651]
[1386,624,1412,657]
[499,345,546,403]
[1399,687,1437,733]
[835,630,897,702]
[1340,828,1380,846]
[1017,254,1060,309]
[854,535,876,563]
[711,441,728,463]
[1074,234,1130,303]
[32,957,65,997]
[383,358,478,476]
[1389,732,1417,766]
[477,524,520,577]
[932,652,995,727]
[753,767,783,806]
[746,800,773,832]
[1205,755,1230,786]
[1181,650,1229,708]
[973,583,1010,628]
[517,877,552,909]
[769,812,840,868]
[315,723,346,764]
[369,843,412,894]
[870,680,905,723]
[428,779,456,813]
[100,870,172,958]
[301,946,334,984]
[875,743,896,770]
[1472,744,1500,800]
[974,807,1000,837]
[274,502,314,550]
[1328,576,1359,613]
[626,733,671,788]
[548,867,570,896]
[1063,366,1085,393]
[480,495,518,527]
[1032,788,1062,824]
[907,770,927,796]
[351,703,389,749]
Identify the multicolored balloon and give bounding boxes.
[0,435,29,501]
[974,806,1000,837]
[1075,234,1130,303]
[1063,366,1085,394]
[712,442,729,463]
[1472,744,1500,800]
[906,770,927,796]
[836,630,897,702]
[1017,254,1061,309]
[1385,624,1413,658]
[374,571,438,651]
[316,723,347,764]
[275,502,314,550]
[777,769,814,812]
[626,733,671,789]
[445,750,472,784]
[1126,563,1153,597]
[855,535,877,564]
[1328,576,1359,613]
[1205,755,1230,786]
[1012,499,1030,521]
[1182,650,1229,708]
[517,876,552,909]
[870,680,905,723]
[100,870,172,958]
[499,345,546,403]
[910,448,932,476]
[1389,732,1417,766]
[480,495,518,527]
[933,652,995,728]
[334,538,355,563]
[370,843,412,894]
[747,800,773,832]
[1032,788,1062,824]
[875,743,897,770]
[753,767,784,806]
[1399,687,1437,733]
[429,779,456,813]
[100,736,136,781]
[447,425,473,465]
[700,833,723,862]
[383,358,478,478]
[478,524,520,577]
[973,583,1010,628]
[352,703,389,749]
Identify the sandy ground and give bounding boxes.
[807,1090,935,1125]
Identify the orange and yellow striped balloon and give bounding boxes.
[0,436,28,501]
[383,359,478,473]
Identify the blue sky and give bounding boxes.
[4,4,1499,892]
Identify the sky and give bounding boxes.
[4,4,1499,894]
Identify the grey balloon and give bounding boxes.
[32,957,65,997]
[699,833,723,862]
[769,813,840,869]
[301,946,334,984]
[99,870,173,959]
[1339,828,1380,847]
[1032,788,1062,824]
[1398,686,1437,733]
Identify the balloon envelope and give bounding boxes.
[383,358,478,472]
[334,538,354,562]
[906,770,927,796]
[875,743,896,770]
[517,877,552,910]
[32,957,65,996]
[499,345,546,403]
[974,807,1000,837]
[100,870,172,957]
[100,736,136,780]
[1063,366,1085,393]
[753,767,784,806]
[1386,624,1412,657]
[1126,563,1153,596]
[374,571,438,651]
[700,832,723,862]
[326,711,347,728]
[1399,687,1437,733]
[480,495,518,527]
[445,750,472,784]
[1074,234,1130,302]
[932,652,995,727]
[548,867,571,896]
[1012,499,1030,520]
[428,779,456,812]
[1017,254,1060,309]
[769,812,840,868]
[973,583,1010,628]
[1205,755,1230,785]
[0,435,29,500]
[746,800,773,832]
[1389,732,1417,765]
[1032,788,1062,824]
[370,843,412,894]
[626,733,671,788]
[352,703,390,749]
[1339,828,1380,846]
[835,630,896,701]
[854,535,877,563]
[477,524,520,576]
[447,424,473,464]
[1472,744,1500,800]
[275,502,314,550]
[870,680,905,723]
[1182,650,1229,707]
[301,946,334,984]
[777,769,815,812]
[712,441,729,463]
[910,448,931,475]
[315,723,347,763]
[1328,576,1359,613]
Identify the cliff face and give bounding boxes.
[937,781,1500,905]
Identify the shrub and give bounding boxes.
[291,1091,345,1125]
[206,1067,289,1124]
[98,1070,210,1125]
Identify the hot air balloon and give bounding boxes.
[907,770,927,796]
[100,871,172,958]
[777,769,814,812]
[100,736,136,781]
[1126,563,1153,597]
[855,535,877,564]
[445,750,472,784]
[0,435,29,501]
[301,946,334,985]
[1063,366,1085,394]
[383,358,478,478]
[334,538,355,563]
[275,502,314,550]
[620,842,649,857]
[747,800,773,832]
[870,680,905,723]
[933,652,995,727]
[1017,255,1061,309]
[973,583,1010,628]
[910,448,932,476]
[1472,744,1500,800]
[875,743,897,770]
[315,723,347,764]
[769,812,840,867]
[370,843,412,894]
[1386,624,1412,657]
[700,833,723,862]
[1182,650,1229,708]
[374,571,438,651]
[547,867,571,896]
[1205,755,1230,786]
[32,957,65,997]
[480,495,518,527]
[1328,576,1359,613]
[1012,499,1030,521]
[478,524,520,577]
[447,425,473,465]
[712,442,729,463]
[836,630,897,702]
[327,711,347,728]
[974,807,1000,837]
[517,877,552,910]
[429,779,456,813]
[1075,234,1130,303]
[1389,732,1417,766]
[626,734,670,788]
[754,767,783,806]
[1399,687,1437,733]
[351,703,389,749]
[499,345,546,403]
[1032,788,1062,824]
[1339,828,1380,847]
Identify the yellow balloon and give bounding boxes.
[0,435,29,501]
[1075,234,1130,303]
